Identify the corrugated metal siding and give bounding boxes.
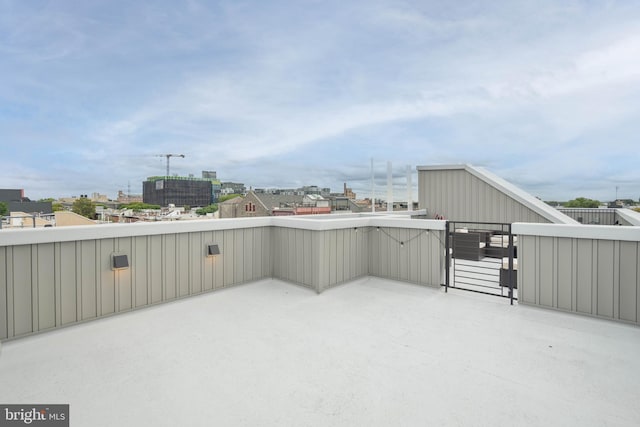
[0,227,272,340]
[1,222,447,341]
[272,227,315,290]
[368,227,443,287]
[271,227,369,292]
[519,235,639,325]
[419,169,550,223]
[558,208,617,225]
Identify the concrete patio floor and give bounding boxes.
[1,277,639,426]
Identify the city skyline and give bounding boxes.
[2,1,640,201]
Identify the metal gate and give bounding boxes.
[445,221,517,304]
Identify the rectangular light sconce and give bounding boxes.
[112,254,129,270]
[207,244,220,257]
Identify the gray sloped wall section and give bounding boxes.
[417,165,575,224]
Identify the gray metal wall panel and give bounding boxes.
[433,231,445,285]
[233,230,244,285]
[408,231,418,283]
[596,241,615,318]
[519,236,537,304]
[311,231,320,291]
[538,237,554,307]
[177,234,190,297]
[576,239,593,314]
[149,235,163,303]
[80,241,97,319]
[328,230,337,286]
[59,242,77,325]
[202,231,214,291]
[11,245,32,337]
[252,228,261,282]
[244,229,254,283]
[134,236,148,307]
[419,169,550,223]
[360,228,369,277]
[336,230,344,284]
[619,242,640,322]
[556,238,574,311]
[289,229,298,283]
[272,227,283,281]
[519,234,639,325]
[189,232,203,294]
[0,247,7,339]
[213,230,224,290]
[637,245,640,323]
[5,248,14,337]
[99,239,115,315]
[116,237,133,311]
[1,226,278,340]
[36,243,55,330]
[223,230,234,286]
[163,234,177,300]
[369,227,440,287]
[303,230,312,286]
[618,242,638,322]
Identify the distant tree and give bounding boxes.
[38,198,55,203]
[120,202,161,211]
[634,207,640,213]
[564,197,601,208]
[0,201,8,216]
[72,197,96,219]
[52,203,64,212]
[195,204,218,216]
[218,194,242,203]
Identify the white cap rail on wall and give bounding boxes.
[0,213,444,247]
[512,222,640,242]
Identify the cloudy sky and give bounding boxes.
[1,0,639,202]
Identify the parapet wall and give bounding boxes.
[514,223,640,325]
[0,216,446,340]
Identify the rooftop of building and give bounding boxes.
[2,165,640,426]
[1,276,638,427]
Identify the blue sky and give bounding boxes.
[2,0,639,202]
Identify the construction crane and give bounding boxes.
[156,154,185,177]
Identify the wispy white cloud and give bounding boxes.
[2,0,640,200]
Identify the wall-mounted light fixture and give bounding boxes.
[353,227,358,233]
[206,244,220,257]
[112,254,129,270]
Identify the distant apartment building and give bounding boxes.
[254,186,331,197]
[117,190,143,204]
[343,183,356,199]
[0,188,52,214]
[90,193,110,203]
[202,171,222,202]
[220,182,246,196]
[219,191,331,218]
[143,176,212,207]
